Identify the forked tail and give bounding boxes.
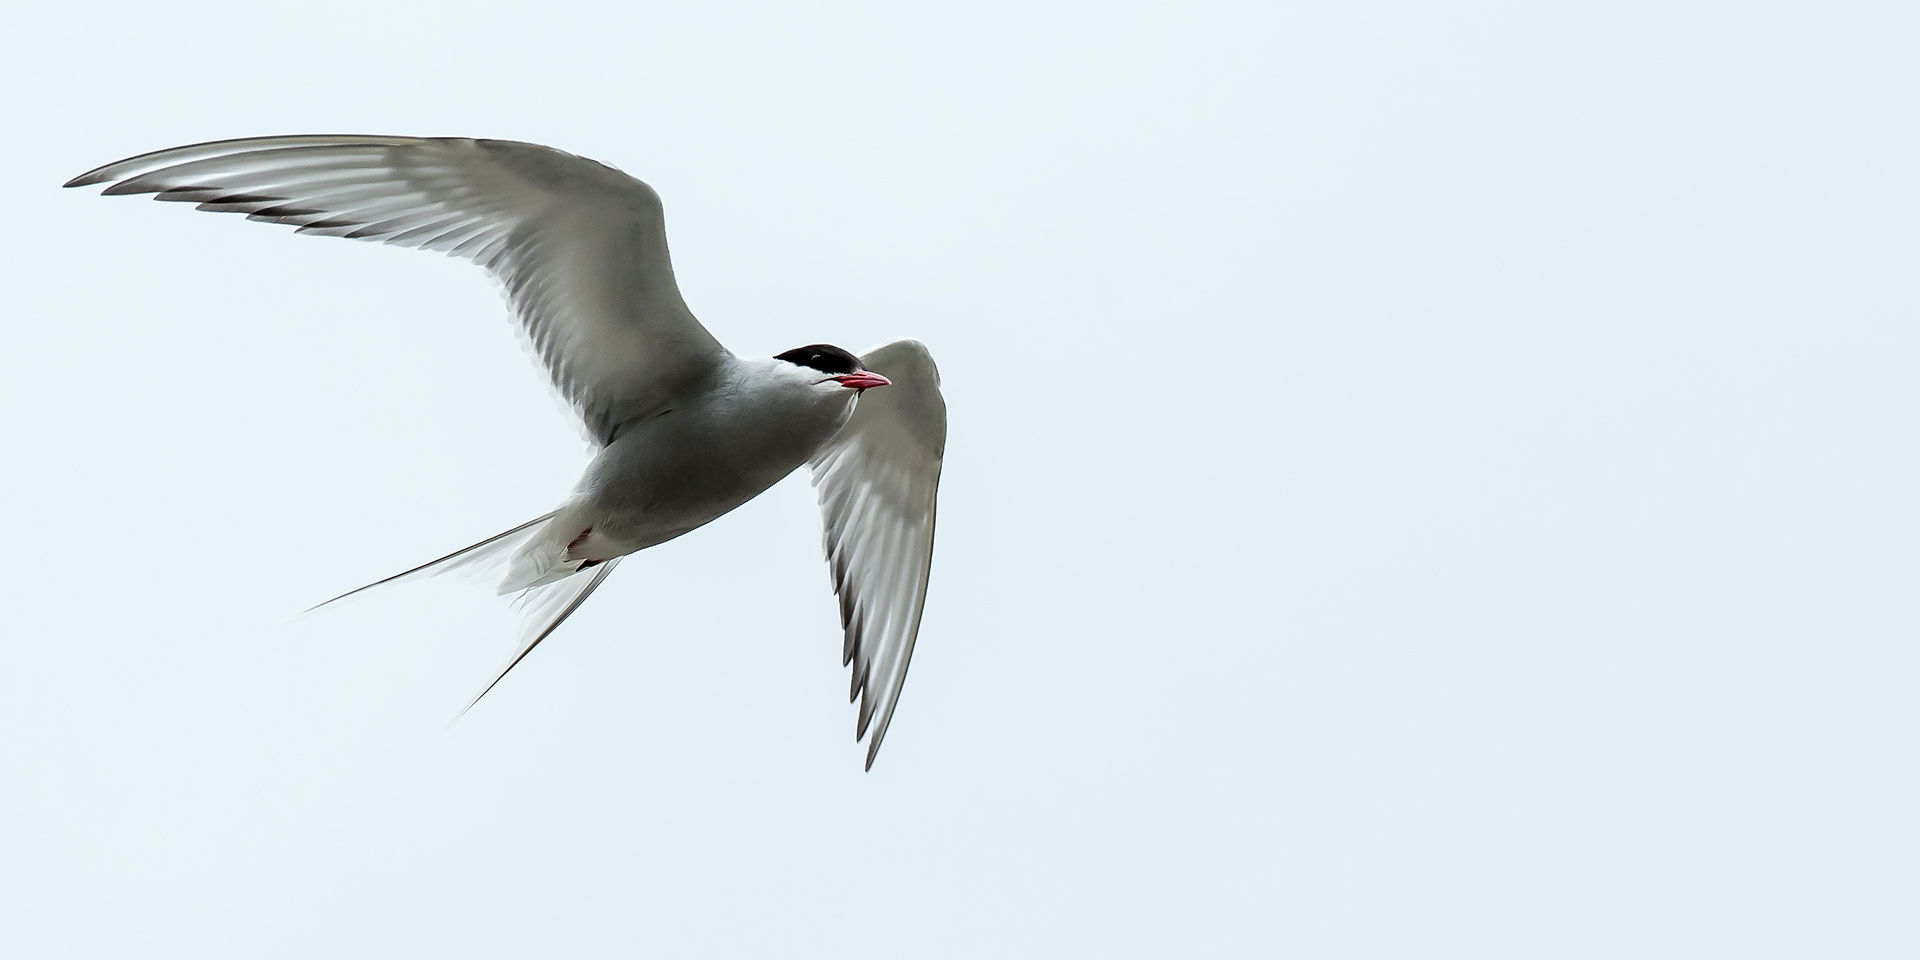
[306,512,560,612]
[306,511,623,714]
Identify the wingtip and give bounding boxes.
[63,171,108,189]
[99,180,158,197]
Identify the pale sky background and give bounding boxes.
[2,1,1916,956]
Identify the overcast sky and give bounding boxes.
[3,1,1917,956]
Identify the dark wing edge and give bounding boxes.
[808,338,947,770]
[65,135,726,446]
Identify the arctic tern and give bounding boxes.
[67,135,946,769]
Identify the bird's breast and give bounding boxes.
[569,389,851,551]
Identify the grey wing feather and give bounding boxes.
[67,135,727,445]
[809,339,947,770]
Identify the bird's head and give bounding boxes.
[774,344,891,393]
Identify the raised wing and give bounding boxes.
[809,339,947,770]
[66,135,728,445]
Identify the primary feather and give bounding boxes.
[68,135,727,445]
[811,339,947,770]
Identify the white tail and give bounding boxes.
[307,511,624,713]
[306,512,560,611]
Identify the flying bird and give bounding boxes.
[67,136,945,770]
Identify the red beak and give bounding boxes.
[831,371,892,391]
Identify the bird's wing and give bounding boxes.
[67,135,727,445]
[808,339,947,770]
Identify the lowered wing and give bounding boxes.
[809,339,947,770]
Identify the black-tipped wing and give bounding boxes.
[809,339,946,770]
[68,135,727,445]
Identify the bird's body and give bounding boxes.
[67,135,945,769]
[513,354,863,591]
